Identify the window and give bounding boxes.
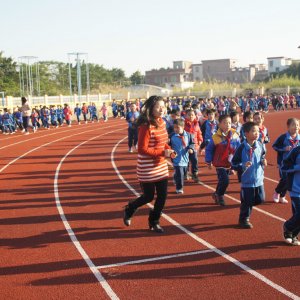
[275,67,280,72]
[269,60,273,67]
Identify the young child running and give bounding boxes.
[31,108,39,132]
[74,103,82,124]
[184,109,203,182]
[200,109,218,151]
[230,111,242,135]
[63,104,72,127]
[272,118,300,204]
[205,114,240,206]
[240,111,254,142]
[126,103,140,152]
[100,102,108,122]
[253,112,270,146]
[232,122,267,228]
[81,103,88,124]
[281,145,300,245]
[170,119,195,194]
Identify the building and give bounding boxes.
[250,64,268,81]
[191,63,203,81]
[202,59,237,82]
[145,61,193,88]
[267,57,292,75]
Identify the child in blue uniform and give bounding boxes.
[50,105,58,128]
[170,119,195,194]
[200,109,218,149]
[126,103,140,152]
[272,118,300,204]
[281,145,300,245]
[74,103,82,124]
[232,122,267,228]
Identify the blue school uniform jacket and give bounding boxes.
[272,132,300,166]
[201,120,218,142]
[281,146,300,198]
[231,140,266,188]
[170,131,195,167]
[126,111,140,128]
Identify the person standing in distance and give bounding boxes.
[123,96,174,233]
[20,97,32,135]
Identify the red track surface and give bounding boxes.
[1,111,300,300]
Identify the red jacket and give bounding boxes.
[63,107,72,120]
[184,119,203,150]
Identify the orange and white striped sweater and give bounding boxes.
[137,118,170,183]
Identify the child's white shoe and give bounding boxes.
[176,189,184,194]
[273,192,280,203]
[280,197,288,204]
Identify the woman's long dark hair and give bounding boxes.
[136,95,164,128]
[21,97,27,105]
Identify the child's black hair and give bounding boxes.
[173,118,185,127]
[243,111,253,122]
[243,121,258,133]
[218,114,231,123]
[287,118,299,126]
[230,110,238,119]
[171,108,180,115]
[206,108,216,115]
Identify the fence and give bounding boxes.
[1,86,300,110]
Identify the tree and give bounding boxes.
[130,71,145,85]
[0,51,19,96]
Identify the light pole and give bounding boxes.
[18,56,40,97]
[67,52,90,103]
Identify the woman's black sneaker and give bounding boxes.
[238,219,253,229]
[123,204,136,226]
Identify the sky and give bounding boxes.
[1,0,300,76]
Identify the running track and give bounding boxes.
[1,111,300,300]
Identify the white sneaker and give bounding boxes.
[129,148,133,153]
[292,236,300,246]
[176,189,184,194]
[273,192,280,203]
[280,197,288,204]
[21,129,25,133]
[24,132,29,135]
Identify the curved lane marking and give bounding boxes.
[111,137,299,300]
[54,129,123,300]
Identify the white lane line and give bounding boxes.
[166,161,286,223]
[265,176,279,184]
[54,129,123,300]
[97,250,214,269]
[0,122,107,151]
[0,123,121,174]
[111,137,300,300]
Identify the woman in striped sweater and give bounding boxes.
[123,96,175,233]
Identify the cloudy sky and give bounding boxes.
[1,0,300,75]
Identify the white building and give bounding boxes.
[267,57,292,75]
